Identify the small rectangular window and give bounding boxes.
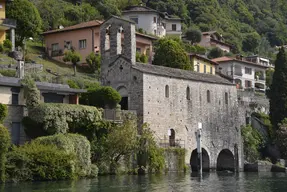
[12,93,18,105]
[130,17,138,24]
[65,41,72,49]
[197,65,200,72]
[210,66,213,74]
[245,67,252,74]
[51,43,59,51]
[172,24,177,31]
[79,39,86,49]
[136,47,141,53]
[154,17,157,23]
[154,30,157,35]
[204,65,206,73]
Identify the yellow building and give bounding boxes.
[189,54,218,75]
[0,0,16,50]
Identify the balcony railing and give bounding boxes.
[0,18,16,28]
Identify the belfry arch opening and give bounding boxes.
[190,148,210,172]
[216,149,235,171]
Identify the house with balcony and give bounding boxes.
[0,0,16,51]
[199,31,232,53]
[213,56,269,91]
[122,5,182,38]
[189,53,218,75]
[244,55,274,68]
[42,20,157,64]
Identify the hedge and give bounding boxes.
[0,103,8,124]
[5,142,75,181]
[27,103,102,134]
[35,134,92,177]
[0,125,10,182]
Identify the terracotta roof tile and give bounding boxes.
[212,56,269,68]
[212,56,233,62]
[42,20,103,35]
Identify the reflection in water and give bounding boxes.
[2,172,287,192]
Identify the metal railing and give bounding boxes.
[0,18,16,28]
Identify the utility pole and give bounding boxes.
[197,122,203,178]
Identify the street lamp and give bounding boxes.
[196,122,202,177]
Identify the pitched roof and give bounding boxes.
[212,56,270,68]
[123,6,159,13]
[0,77,86,93]
[132,63,234,85]
[42,20,103,35]
[189,54,219,65]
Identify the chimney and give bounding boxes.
[17,60,24,79]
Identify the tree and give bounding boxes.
[86,53,101,73]
[207,47,224,59]
[277,118,287,158]
[242,32,261,53]
[269,48,287,130]
[63,50,81,76]
[6,0,42,46]
[136,52,148,63]
[80,86,121,109]
[185,29,202,44]
[153,38,192,70]
[266,68,274,89]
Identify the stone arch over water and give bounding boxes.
[216,149,235,171]
[190,148,210,172]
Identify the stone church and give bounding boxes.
[100,16,245,171]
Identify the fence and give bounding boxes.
[0,63,43,73]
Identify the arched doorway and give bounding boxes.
[190,148,210,172]
[169,129,175,147]
[216,149,235,171]
[117,86,128,110]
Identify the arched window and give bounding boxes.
[186,86,190,100]
[207,90,211,103]
[165,85,169,98]
[169,129,175,147]
[225,92,228,105]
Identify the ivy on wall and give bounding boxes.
[28,103,102,134]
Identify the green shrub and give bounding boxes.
[3,39,12,51]
[0,125,11,182]
[21,76,40,109]
[22,116,48,139]
[0,70,16,77]
[6,141,75,181]
[35,134,91,177]
[241,124,263,162]
[0,43,3,52]
[86,52,101,73]
[0,103,8,123]
[90,164,98,177]
[27,103,102,134]
[66,79,80,89]
[80,86,121,109]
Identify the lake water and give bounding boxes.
[2,172,287,192]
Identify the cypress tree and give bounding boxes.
[269,47,287,130]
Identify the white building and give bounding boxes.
[244,55,274,68]
[213,56,269,92]
[122,6,182,38]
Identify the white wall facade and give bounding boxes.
[123,12,165,36]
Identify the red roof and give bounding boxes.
[212,56,233,62]
[42,20,103,35]
[42,19,158,40]
[189,54,219,65]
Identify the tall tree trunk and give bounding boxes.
[73,64,77,76]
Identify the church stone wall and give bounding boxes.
[141,73,244,170]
